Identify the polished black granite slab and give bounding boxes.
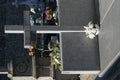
[61,32,100,71]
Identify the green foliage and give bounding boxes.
[49,40,61,70]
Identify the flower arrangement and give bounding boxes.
[28,41,36,56]
[84,22,99,39]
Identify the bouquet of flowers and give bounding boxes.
[84,22,99,39]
